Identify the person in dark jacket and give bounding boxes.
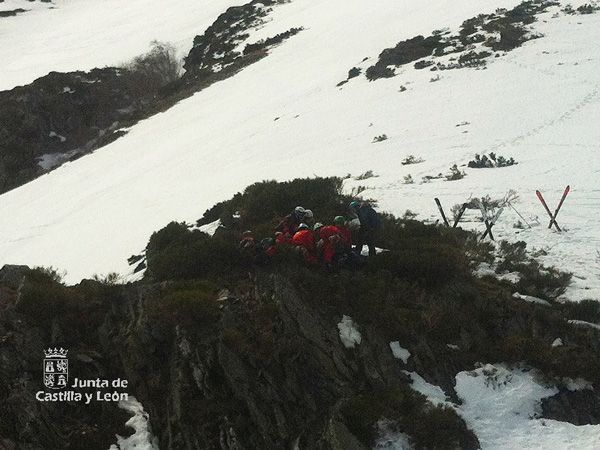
[333,216,352,252]
[349,201,380,257]
[275,206,306,238]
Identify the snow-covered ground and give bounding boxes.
[109,396,158,450]
[0,0,598,304]
[0,0,243,90]
[456,364,600,450]
[400,363,600,450]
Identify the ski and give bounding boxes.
[536,186,570,231]
[452,203,467,228]
[434,198,450,226]
[549,185,570,229]
[536,189,558,231]
[481,207,503,241]
[481,220,494,240]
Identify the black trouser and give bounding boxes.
[355,228,376,257]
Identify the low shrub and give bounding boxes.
[401,155,424,165]
[342,385,476,449]
[148,280,220,330]
[445,164,465,181]
[124,41,181,94]
[414,59,434,70]
[243,27,302,54]
[348,67,361,79]
[365,64,395,80]
[355,170,378,180]
[457,50,491,67]
[197,177,351,231]
[497,240,571,298]
[341,386,425,445]
[368,241,470,287]
[468,152,516,168]
[410,405,478,449]
[576,4,600,14]
[145,222,241,282]
[562,300,600,323]
[17,268,72,327]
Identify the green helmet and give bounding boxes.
[334,216,346,226]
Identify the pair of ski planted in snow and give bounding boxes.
[434,198,466,229]
[435,185,570,239]
[435,198,499,240]
[536,185,570,232]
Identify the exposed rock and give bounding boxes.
[0,68,147,193]
[542,388,600,425]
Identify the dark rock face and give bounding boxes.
[0,265,479,449]
[4,257,600,448]
[0,68,148,193]
[183,0,276,79]
[361,0,564,81]
[542,388,600,425]
[0,265,131,449]
[99,271,396,449]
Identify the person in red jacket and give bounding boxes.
[292,223,318,264]
[317,222,342,265]
[275,231,291,245]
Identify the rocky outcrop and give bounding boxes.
[97,270,411,449]
[0,68,149,193]
[0,265,478,449]
[0,265,130,449]
[542,388,600,425]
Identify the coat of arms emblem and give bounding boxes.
[43,348,68,389]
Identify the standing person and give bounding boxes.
[349,201,380,257]
[313,222,325,260]
[333,216,352,252]
[239,230,257,263]
[276,206,306,238]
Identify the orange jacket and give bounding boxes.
[292,229,316,253]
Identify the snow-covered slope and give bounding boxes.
[0,0,243,90]
[0,0,598,303]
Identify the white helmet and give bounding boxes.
[294,206,306,215]
[304,209,314,219]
